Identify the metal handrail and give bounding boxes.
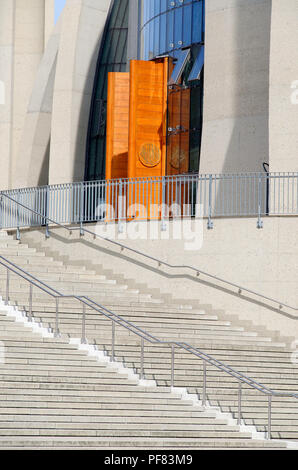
[1,192,297,315]
[0,254,298,440]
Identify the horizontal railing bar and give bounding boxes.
[0,256,297,401]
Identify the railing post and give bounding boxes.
[257,175,264,229]
[140,337,144,380]
[161,176,167,231]
[81,303,87,344]
[171,344,175,388]
[28,284,33,321]
[80,182,84,236]
[0,194,3,230]
[267,394,272,440]
[238,381,242,425]
[111,320,115,362]
[54,297,60,337]
[202,360,207,406]
[5,268,9,305]
[207,175,214,229]
[16,192,20,241]
[45,187,50,238]
[118,181,124,233]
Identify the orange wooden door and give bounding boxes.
[106,72,130,180]
[128,59,168,220]
[105,72,130,221]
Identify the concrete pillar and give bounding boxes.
[0,0,14,190]
[200,0,272,174]
[269,0,298,172]
[0,0,50,190]
[48,0,112,184]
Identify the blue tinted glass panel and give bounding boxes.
[167,9,174,49]
[182,4,192,47]
[192,1,203,43]
[159,13,167,55]
[153,16,161,57]
[160,0,167,13]
[154,0,160,16]
[168,48,190,85]
[188,45,204,81]
[140,0,205,59]
[174,6,183,48]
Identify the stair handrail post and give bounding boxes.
[171,344,175,388]
[81,302,87,344]
[140,337,144,380]
[111,320,115,362]
[202,360,207,406]
[54,297,60,337]
[29,283,33,322]
[238,380,242,425]
[5,267,10,305]
[267,394,272,440]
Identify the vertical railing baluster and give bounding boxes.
[267,394,272,440]
[207,175,213,229]
[202,360,207,406]
[257,175,263,229]
[29,284,33,321]
[140,337,144,380]
[161,176,166,231]
[80,182,84,236]
[5,268,10,305]
[81,303,87,344]
[55,297,60,337]
[238,381,242,425]
[111,320,115,362]
[171,344,175,388]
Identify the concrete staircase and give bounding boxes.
[0,230,297,448]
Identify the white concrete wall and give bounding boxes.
[48,0,112,184]
[20,216,298,342]
[10,0,48,189]
[44,0,55,46]
[0,0,52,191]
[269,0,298,172]
[15,21,61,188]
[200,0,272,174]
[0,0,14,190]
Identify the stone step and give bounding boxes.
[0,437,287,449]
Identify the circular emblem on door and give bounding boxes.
[139,143,161,168]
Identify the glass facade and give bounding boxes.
[140,0,205,175]
[85,0,205,180]
[85,0,129,181]
[140,0,205,60]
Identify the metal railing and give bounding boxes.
[0,190,297,316]
[0,172,298,231]
[1,254,297,440]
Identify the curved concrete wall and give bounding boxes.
[15,20,61,188]
[269,0,298,172]
[48,0,112,184]
[200,0,272,174]
[0,0,55,190]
